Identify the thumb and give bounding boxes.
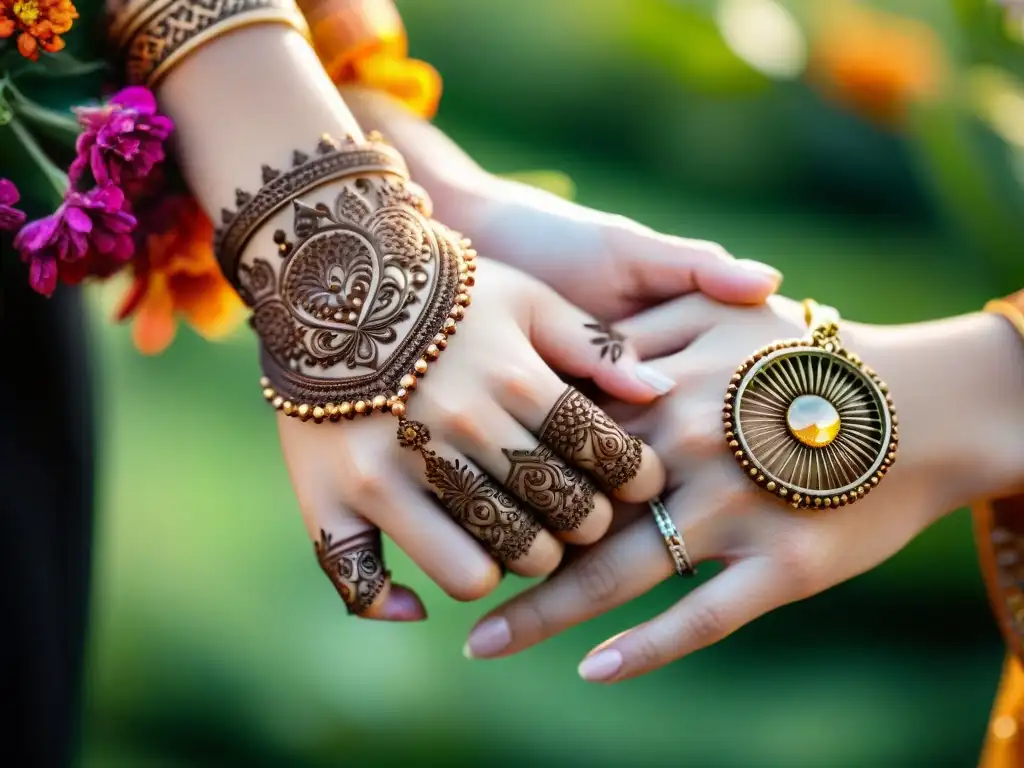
[528,285,676,404]
[605,223,782,307]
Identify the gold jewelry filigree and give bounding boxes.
[109,0,311,87]
[723,300,898,509]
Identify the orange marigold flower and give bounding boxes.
[808,1,946,127]
[117,196,245,355]
[0,0,79,61]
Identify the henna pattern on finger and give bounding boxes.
[584,321,625,364]
[540,387,643,490]
[503,445,596,531]
[314,529,388,615]
[398,420,541,561]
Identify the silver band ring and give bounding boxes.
[650,497,696,578]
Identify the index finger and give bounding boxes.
[462,490,719,659]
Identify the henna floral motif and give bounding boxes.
[314,529,387,615]
[398,420,540,561]
[585,321,625,364]
[224,138,475,416]
[540,387,643,490]
[503,445,595,531]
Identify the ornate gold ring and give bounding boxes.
[723,300,898,509]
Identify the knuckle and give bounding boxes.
[631,632,668,671]
[575,551,621,605]
[343,467,390,508]
[772,529,822,596]
[446,562,502,602]
[683,600,728,647]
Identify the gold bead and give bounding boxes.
[355,400,368,415]
[325,403,337,417]
[262,388,275,400]
[436,337,448,350]
[766,481,776,491]
[449,306,465,321]
[283,401,295,415]
[297,404,311,419]
[339,402,353,419]
[259,376,271,388]
[372,395,387,410]
[466,261,477,272]
[443,318,457,334]
[401,374,417,390]
[463,274,476,287]
[456,293,471,306]
[272,396,284,410]
[396,387,409,401]
[425,344,441,360]
[391,402,406,418]
[433,333,446,345]
[312,406,326,421]
[414,358,428,375]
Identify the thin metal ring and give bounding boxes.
[650,497,696,578]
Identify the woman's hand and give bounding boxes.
[462,295,1024,679]
[340,88,782,320]
[279,257,671,622]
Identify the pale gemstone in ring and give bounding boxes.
[786,394,841,448]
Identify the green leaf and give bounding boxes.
[4,117,68,209]
[4,82,80,148]
[14,52,109,81]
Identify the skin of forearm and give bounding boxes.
[158,25,365,218]
[848,312,1024,514]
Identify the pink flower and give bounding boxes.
[0,178,26,232]
[69,86,174,190]
[15,186,137,297]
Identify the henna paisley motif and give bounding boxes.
[398,419,540,561]
[503,445,595,531]
[540,387,643,490]
[314,529,387,615]
[423,454,540,561]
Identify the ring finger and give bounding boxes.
[397,418,563,577]
[443,399,614,545]
[463,465,741,658]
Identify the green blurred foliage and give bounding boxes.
[81,1,1024,766]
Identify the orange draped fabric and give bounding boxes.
[977,290,1024,767]
[298,0,441,118]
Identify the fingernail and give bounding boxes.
[376,586,427,622]
[736,259,782,282]
[635,364,676,395]
[578,649,623,682]
[463,617,511,658]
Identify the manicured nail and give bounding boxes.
[578,649,623,682]
[736,259,782,282]
[635,364,676,395]
[375,586,427,622]
[463,617,511,658]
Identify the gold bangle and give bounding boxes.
[986,291,1024,344]
[723,298,898,510]
[110,0,312,88]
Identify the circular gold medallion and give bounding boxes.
[724,341,897,509]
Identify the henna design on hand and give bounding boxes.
[398,420,541,561]
[503,445,595,531]
[314,529,387,615]
[219,136,475,420]
[584,321,625,364]
[540,387,642,490]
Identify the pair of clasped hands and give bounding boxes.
[276,90,967,684]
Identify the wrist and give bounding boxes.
[850,312,1024,516]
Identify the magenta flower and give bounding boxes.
[15,186,137,297]
[0,178,26,232]
[69,86,174,190]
